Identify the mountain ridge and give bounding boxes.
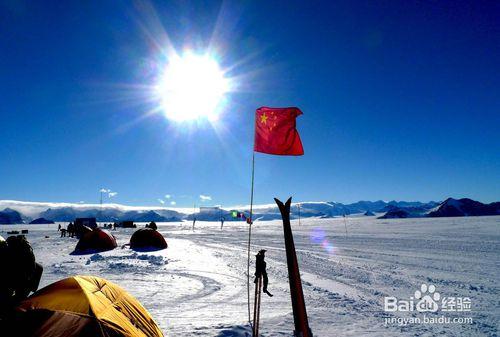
[1,198,497,224]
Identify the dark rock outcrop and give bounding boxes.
[29,217,55,224]
[378,208,411,219]
[428,198,500,217]
[0,208,24,224]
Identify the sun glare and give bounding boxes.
[156,53,229,122]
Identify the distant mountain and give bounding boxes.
[39,207,122,222]
[428,198,500,217]
[38,207,183,223]
[0,208,24,224]
[346,200,388,213]
[377,205,432,219]
[148,209,185,222]
[300,202,347,217]
[376,198,500,219]
[39,207,80,222]
[1,198,498,224]
[186,208,233,221]
[120,210,182,222]
[247,201,439,220]
[29,217,55,224]
[378,208,411,219]
[379,201,439,213]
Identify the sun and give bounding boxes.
[156,53,229,122]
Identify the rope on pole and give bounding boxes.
[247,151,256,325]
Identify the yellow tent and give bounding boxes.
[16,275,163,337]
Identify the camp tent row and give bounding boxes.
[73,227,168,255]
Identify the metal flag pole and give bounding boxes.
[192,203,196,231]
[343,213,348,238]
[220,207,223,230]
[247,150,255,325]
[99,189,103,224]
[298,203,301,226]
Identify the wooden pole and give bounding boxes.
[252,275,259,333]
[275,197,313,337]
[252,275,262,337]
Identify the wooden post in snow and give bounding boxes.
[275,197,313,337]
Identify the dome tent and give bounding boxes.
[75,225,92,239]
[15,275,163,337]
[130,228,167,251]
[73,228,117,254]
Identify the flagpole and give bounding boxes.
[298,202,301,226]
[343,214,348,238]
[247,150,255,325]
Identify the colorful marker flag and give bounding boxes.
[231,211,247,220]
[254,107,304,156]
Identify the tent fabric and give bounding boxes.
[75,225,93,239]
[16,275,163,337]
[73,228,117,254]
[130,228,168,251]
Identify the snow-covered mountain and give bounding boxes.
[37,207,184,223]
[0,208,24,224]
[377,198,500,219]
[0,198,497,224]
[427,198,500,217]
[29,217,55,224]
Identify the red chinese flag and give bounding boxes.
[254,107,304,155]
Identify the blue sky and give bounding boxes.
[0,1,498,207]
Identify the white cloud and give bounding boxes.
[108,192,118,198]
[0,200,197,218]
[100,188,111,193]
[199,194,212,202]
[158,199,165,204]
[165,194,171,199]
[170,201,176,205]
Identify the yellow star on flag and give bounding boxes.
[260,113,268,124]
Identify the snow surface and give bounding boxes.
[1,216,499,336]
